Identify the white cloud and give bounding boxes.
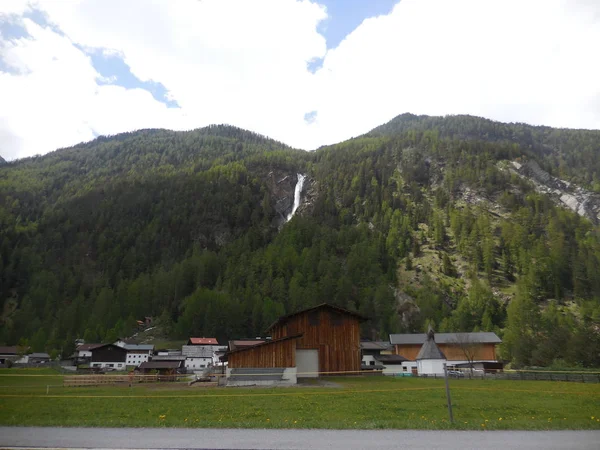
[0,0,599,160]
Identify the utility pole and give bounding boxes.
[443,363,454,423]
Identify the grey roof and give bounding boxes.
[123,344,154,351]
[390,332,501,345]
[29,353,50,358]
[415,328,446,360]
[182,345,213,358]
[151,355,186,361]
[374,354,408,364]
[360,341,393,351]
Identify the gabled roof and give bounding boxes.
[229,339,266,350]
[390,332,501,345]
[76,344,103,351]
[188,337,219,345]
[360,341,393,351]
[226,334,303,355]
[29,352,50,358]
[90,344,127,353]
[123,344,154,351]
[415,327,446,360]
[0,346,19,355]
[266,303,368,332]
[182,345,213,358]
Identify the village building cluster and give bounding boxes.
[0,303,503,385]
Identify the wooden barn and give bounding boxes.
[267,303,366,377]
[225,303,366,385]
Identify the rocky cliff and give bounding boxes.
[511,160,600,223]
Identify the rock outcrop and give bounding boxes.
[511,160,600,224]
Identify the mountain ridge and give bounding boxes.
[0,113,598,368]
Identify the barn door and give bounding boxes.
[296,349,319,378]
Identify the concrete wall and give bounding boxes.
[225,367,297,386]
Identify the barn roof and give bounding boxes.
[90,344,127,353]
[229,339,266,351]
[389,332,501,345]
[266,303,368,332]
[123,344,154,351]
[188,337,219,345]
[225,334,303,356]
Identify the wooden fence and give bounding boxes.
[63,374,181,387]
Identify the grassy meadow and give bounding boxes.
[0,369,599,430]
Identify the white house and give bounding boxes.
[123,344,154,367]
[182,345,213,372]
[185,337,227,367]
[415,326,447,376]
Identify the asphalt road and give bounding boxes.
[1,427,599,450]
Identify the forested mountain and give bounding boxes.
[0,155,6,166]
[1,114,599,367]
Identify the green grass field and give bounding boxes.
[0,369,599,430]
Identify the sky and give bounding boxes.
[0,0,599,160]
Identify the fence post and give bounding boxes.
[46,385,49,395]
[443,363,454,424]
[581,373,585,383]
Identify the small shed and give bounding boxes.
[374,354,409,376]
[138,360,183,375]
[416,326,447,376]
[28,352,51,364]
[226,334,302,386]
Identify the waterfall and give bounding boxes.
[286,173,306,222]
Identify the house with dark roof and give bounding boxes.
[360,341,393,372]
[76,343,103,362]
[0,346,19,365]
[89,344,127,371]
[225,303,367,386]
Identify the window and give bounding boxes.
[370,361,375,366]
[403,366,407,372]
[118,364,122,367]
[308,310,319,326]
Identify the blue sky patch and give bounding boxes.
[317,0,398,49]
[304,110,318,124]
[85,48,179,108]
